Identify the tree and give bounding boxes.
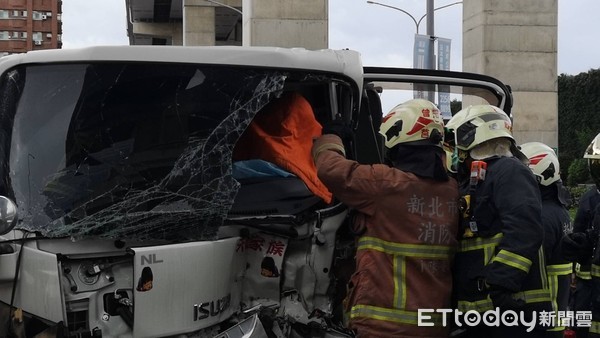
[558,69,600,183]
[567,159,589,187]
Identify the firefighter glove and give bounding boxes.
[322,119,353,140]
[488,286,525,311]
[560,232,593,262]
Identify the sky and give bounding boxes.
[61,0,599,76]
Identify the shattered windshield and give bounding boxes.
[0,63,287,241]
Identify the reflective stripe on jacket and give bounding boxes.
[577,263,592,280]
[546,263,572,331]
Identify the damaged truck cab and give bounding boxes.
[0,46,512,337]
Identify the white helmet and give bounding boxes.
[519,142,560,186]
[584,132,600,188]
[584,133,600,160]
[445,104,513,151]
[379,99,444,149]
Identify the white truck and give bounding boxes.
[0,46,512,337]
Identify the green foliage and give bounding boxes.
[567,184,590,208]
[569,207,576,222]
[567,184,593,221]
[567,159,590,186]
[558,69,600,183]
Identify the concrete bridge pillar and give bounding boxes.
[463,0,558,147]
[242,0,328,49]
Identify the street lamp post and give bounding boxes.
[426,0,434,71]
[366,0,462,69]
[366,1,420,33]
[367,0,462,103]
[418,1,464,32]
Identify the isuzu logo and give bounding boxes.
[193,294,231,321]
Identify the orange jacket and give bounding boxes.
[233,92,332,203]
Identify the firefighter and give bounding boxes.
[520,142,573,337]
[444,104,552,338]
[312,99,459,337]
[562,132,600,337]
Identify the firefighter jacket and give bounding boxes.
[591,245,600,337]
[452,156,553,322]
[572,190,597,336]
[574,188,600,236]
[578,188,600,336]
[313,134,459,338]
[574,188,600,271]
[539,184,572,335]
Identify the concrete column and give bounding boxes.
[172,25,184,45]
[242,0,328,49]
[463,0,558,147]
[183,0,216,46]
[132,22,183,45]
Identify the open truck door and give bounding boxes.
[356,67,513,165]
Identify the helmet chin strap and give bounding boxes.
[449,129,461,173]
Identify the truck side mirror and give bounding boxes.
[0,196,17,234]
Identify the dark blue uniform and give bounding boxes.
[453,156,552,338]
[581,188,600,337]
[572,188,600,338]
[540,184,573,337]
